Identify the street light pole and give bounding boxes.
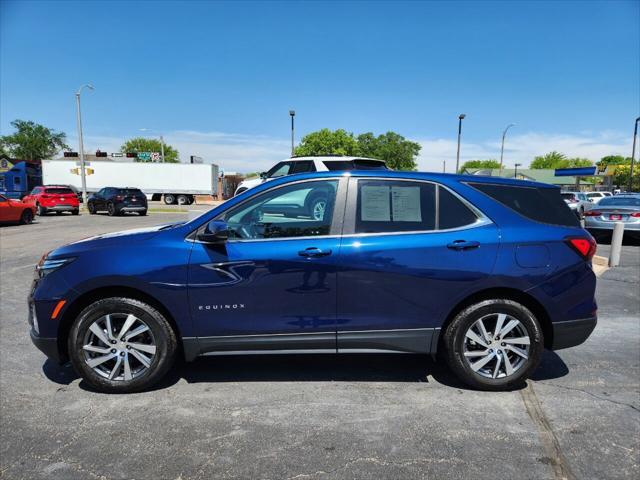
[499,123,516,171]
[630,116,640,192]
[455,114,466,173]
[75,83,94,204]
[289,110,296,157]
[514,163,522,179]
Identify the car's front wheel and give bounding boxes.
[443,299,543,391]
[68,297,177,393]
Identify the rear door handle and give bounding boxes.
[447,240,480,250]
[298,247,332,258]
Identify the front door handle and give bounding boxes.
[298,247,332,258]
[447,240,480,250]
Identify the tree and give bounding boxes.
[0,119,69,161]
[120,137,179,163]
[293,129,359,157]
[460,159,501,171]
[293,128,421,170]
[530,151,593,169]
[530,151,568,169]
[356,132,420,170]
[598,155,631,166]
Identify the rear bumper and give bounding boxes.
[120,205,147,212]
[43,204,78,211]
[551,316,597,350]
[30,330,61,363]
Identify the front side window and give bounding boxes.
[221,179,339,240]
[266,162,293,178]
[355,180,435,234]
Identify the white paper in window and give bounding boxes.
[391,186,421,222]
[361,185,390,221]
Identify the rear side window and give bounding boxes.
[45,187,73,194]
[291,161,316,174]
[117,188,143,195]
[356,180,435,233]
[438,186,478,229]
[470,183,579,227]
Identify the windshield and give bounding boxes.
[598,197,640,207]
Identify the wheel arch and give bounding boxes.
[57,285,183,363]
[437,287,554,352]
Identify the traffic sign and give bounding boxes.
[111,152,124,158]
[151,152,160,162]
[137,152,151,161]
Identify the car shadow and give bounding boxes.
[42,350,569,394]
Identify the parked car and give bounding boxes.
[0,193,36,224]
[561,191,591,218]
[234,156,387,196]
[584,194,640,239]
[23,185,79,216]
[87,187,148,216]
[30,171,597,393]
[585,191,612,204]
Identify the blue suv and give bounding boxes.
[29,171,597,392]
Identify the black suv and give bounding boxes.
[87,187,148,216]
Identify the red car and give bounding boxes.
[0,194,36,224]
[23,185,80,216]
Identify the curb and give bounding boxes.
[592,255,608,266]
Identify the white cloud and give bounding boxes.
[417,131,632,173]
[71,129,633,174]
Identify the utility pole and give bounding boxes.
[514,163,522,179]
[630,116,639,192]
[289,110,296,156]
[160,135,165,163]
[455,114,466,173]
[75,84,94,204]
[442,160,446,173]
[499,123,515,171]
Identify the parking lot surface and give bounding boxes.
[1,213,638,479]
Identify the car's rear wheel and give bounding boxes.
[107,202,118,216]
[68,297,177,393]
[139,209,147,216]
[20,209,33,225]
[37,204,47,216]
[443,299,543,391]
[164,194,176,205]
[72,209,79,216]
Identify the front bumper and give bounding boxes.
[30,330,62,363]
[551,316,597,350]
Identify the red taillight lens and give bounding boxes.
[631,212,640,218]
[40,194,50,199]
[583,210,601,216]
[115,195,124,201]
[566,237,597,260]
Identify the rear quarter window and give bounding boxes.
[45,188,73,194]
[469,183,579,227]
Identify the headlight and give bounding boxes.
[35,255,75,279]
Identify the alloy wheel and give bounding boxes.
[312,199,327,221]
[82,313,156,381]
[463,313,531,379]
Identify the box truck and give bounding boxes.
[42,160,218,205]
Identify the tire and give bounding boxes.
[20,209,33,225]
[443,299,543,391]
[176,195,189,206]
[87,203,96,214]
[107,202,118,216]
[68,297,177,393]
[164,194,176,205]
[72,209,79,215]
[138,209,148,216]
[37,204,47,216]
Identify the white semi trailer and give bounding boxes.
[42,160,219,205]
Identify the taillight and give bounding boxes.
[631,212,640,218]
[40,194,50,199]
[583,210,601,216]
[115,195,124,201]
[566,236,597,260]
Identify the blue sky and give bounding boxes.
[1,0,638,172]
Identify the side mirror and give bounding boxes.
[197,220,229,244]
[259,172,268,179]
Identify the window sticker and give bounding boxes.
[391,186,421,222]
[361,185,390,221]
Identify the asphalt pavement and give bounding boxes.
[1,213,638,480]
